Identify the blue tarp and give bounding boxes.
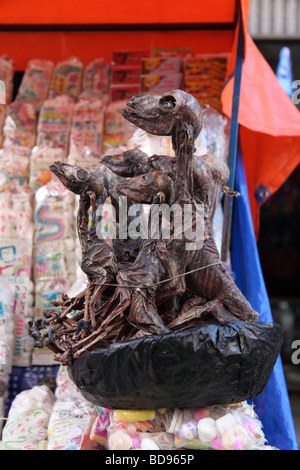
[231,144,299,450]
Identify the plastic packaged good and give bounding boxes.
[0,146,31,191]
[103,100,127,151]
[0,238,32,278]
[69,98,105,155]
[0,186,34,239]
[0,104,7,147]
[105,402,276,451]
[34,181,75,244]
[15,59,54,110]
[2,385,55,450]
[48,57,83,101]
[29,146,66,192]
[194,106,229,162]
[3,102,37,149]
[183,53,229,114]
[0,278,15,394]
[81,58,109,100]
[47,394,97,450]
[37,95,74,156]
[0,55,14,104]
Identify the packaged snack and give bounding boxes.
[48,57,83,101]
[37,95,74,156]
[111,65,142,84]
[0,146,31,190]
[106,403,273,451]
[112,49,151,66]
[0,278,15,392]
[0,238,32,278]
[0,104,7,146]
[0,186,34,239]
[2,385,55,450]
[141,74,182,93]
[142,57,182,75]
[29,146,66,192]
[110,84,141,102]
[15,59,54,110]
[3,102,37,149]
[183,54,229,113]
[81,58,109,100]
[47,394,97,450]
[69,98,105,154]
[34,181,75,244]
[0,55,14,104]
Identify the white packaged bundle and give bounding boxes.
[2,385,55,450]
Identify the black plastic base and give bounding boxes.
[69,321,283,410]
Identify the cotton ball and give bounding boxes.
[140,438,160,450]
[178,419,198,440]
[108,429,132,450]
[197,417,218,444]
[221,424,249,450]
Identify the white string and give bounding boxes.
[91,261,221,289]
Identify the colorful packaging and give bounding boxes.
[112,49,151,65]
[34,181,75,244]
[47,395,97,450]
[106,403,273,451]
[141,74,183,93]
[3,102,37,149]
[110,84,141,102]
[0,146,31,191]
[0,186,34,242]
[29,146,66,193]
[111,65,142,84]
[142,57,182,75]
[183,54,229,113]
[0,55,14,104]
[37,95,74,156]
[69,98,105,154]
[15,59,54,110]
[48,57,83,101]
[0,104,7,146]
[2,385,55,450]
[81,58,109,100]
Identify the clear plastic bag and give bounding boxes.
[2,385,55,450]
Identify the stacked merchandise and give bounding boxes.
[110,49,151,102]
[48,57,84,102]
[0,188,35,367]
[141,54,183,94]
[32,182,76,365]
[183,54,229,114]
[15,59,54,112]
[0,58,37,370]
[0,55,14,105]
[0,278,14,436]
[0,365,277,450]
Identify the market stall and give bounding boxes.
[0,0,299,451]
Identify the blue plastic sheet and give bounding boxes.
[231,145,299,450]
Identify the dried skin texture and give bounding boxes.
[29,89,258,365]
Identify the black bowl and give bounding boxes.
[69,321,283,409]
